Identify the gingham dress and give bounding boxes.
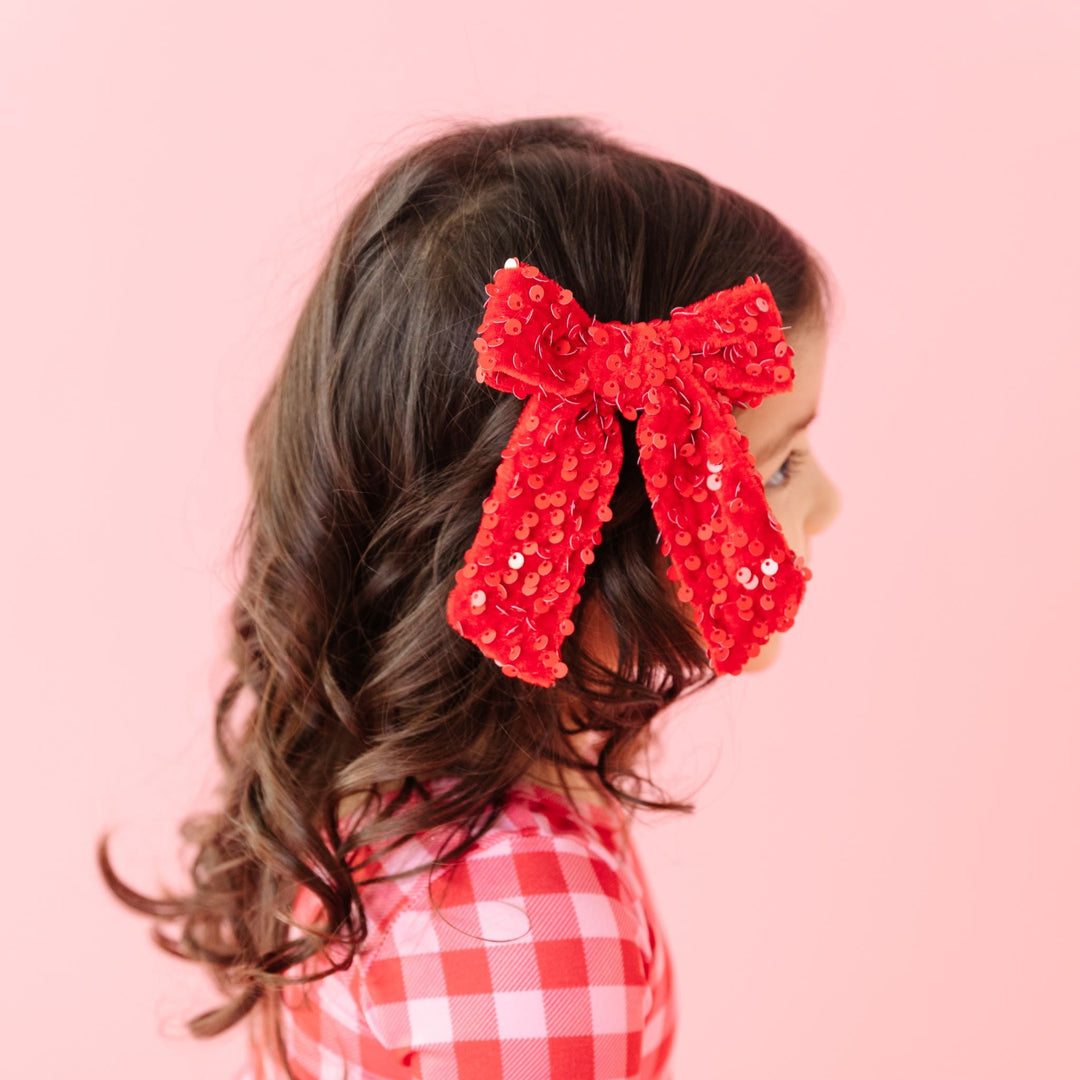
[241,777,676,1080]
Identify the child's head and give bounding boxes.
[231,116,836,797]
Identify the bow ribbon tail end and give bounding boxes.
[446,395,623,687]
[636,382,809,676]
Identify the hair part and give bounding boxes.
[98,115,832,1074]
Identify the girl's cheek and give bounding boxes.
[769,502,804,551]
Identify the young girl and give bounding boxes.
[100,115,841,1080]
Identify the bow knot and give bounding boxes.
[581,321,690,417]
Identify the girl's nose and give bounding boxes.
[808,467,842,538]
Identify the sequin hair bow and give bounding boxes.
[445,257,812,687]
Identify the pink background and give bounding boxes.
[4,1,1078,1076]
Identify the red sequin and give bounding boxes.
[446,258,807,686]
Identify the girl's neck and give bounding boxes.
[336,760,611,821]
[519,759,612,807]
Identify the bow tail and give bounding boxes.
[635,382,809,675]
[446,393,623,687]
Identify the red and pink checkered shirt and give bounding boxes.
[240,776,676,1080]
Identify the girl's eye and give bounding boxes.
[764,448,807,491]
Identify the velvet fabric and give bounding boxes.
[446,259,811,687]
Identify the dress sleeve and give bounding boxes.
[358,829,653,1080]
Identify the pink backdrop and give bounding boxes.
[4,1,1078,1076]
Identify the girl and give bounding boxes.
[100,115,841,1080]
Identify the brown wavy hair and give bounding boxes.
[98,115,831,1075]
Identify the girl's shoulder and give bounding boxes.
[330,776,638,951]
[289,777,639,972]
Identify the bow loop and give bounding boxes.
[473,262,594,401]
[669,276,796,408]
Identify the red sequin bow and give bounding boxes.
[446,258,812,687]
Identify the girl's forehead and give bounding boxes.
[778,321,826,399]
[732,322,827,452]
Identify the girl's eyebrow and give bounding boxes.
[753,407,818,465]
